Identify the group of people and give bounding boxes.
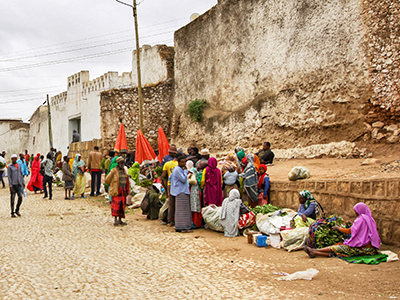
[160,144,274,234]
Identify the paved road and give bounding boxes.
[0,188,288,300]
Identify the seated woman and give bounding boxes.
[305,203,381,258]
[220,189,242,237]
[293,190,322,227]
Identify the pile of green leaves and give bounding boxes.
[314,215,351,249]
[138,179,153,188]
[250,204,281,215]
[187,99,207,122]
[0,162,5,169]
[154,166,163,178]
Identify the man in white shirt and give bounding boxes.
[0,151,6,189]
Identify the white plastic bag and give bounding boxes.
[380,250,399,262]
[277,268,319,281]
[202,205,224,232]
[280,227,309,252]
[288,166,310,181]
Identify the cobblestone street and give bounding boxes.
[0,187,399,300]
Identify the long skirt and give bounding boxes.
[244,185,258,208]
[111,187,127,218]
[73,173,86,195]
[330,244,378,257]
[175,193,191,231]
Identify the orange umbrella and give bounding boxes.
[135,129,157,164]
[157,127,170,163]
[114,123,129,153]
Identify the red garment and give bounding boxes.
[24,154,30,163]
[258,164,268,189]
[111,186,128,218]
[204,157,223,206]
[27,156,43,191]
[192,212,202,228]
[157,127,170,163]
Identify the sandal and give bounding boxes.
[119,221,127,226]
[304,246,316,258]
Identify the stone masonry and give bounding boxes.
[269,178,400,246]
[100,81,173,151]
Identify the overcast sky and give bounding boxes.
[0,0,217,121]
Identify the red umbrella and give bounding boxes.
[135,129,157,164]
[114,123,128,153]
[157,127,170,163]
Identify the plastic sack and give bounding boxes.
[280,227,309,252]
[288,166,310,181]
[85,172,91,188]
[99,184,105,194]
[256,209,297,235]
[277,268,319,281]
[380,251,399,262]
[128,192,146,209]
[202,205,224,232]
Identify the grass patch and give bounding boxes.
[186,99,207,122]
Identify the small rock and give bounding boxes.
[361,158,381,165]
[372,128,379,139]
[364,122,372,132]
[387,135,400,144]
[393,129,400,136]
[372,121,385,128]
[385,124,398,132]
[377,133,385,140]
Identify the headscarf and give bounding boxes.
[204,157,223,206]
[344,203,381,249]
[221,153,238,174]
[237,149,245,162]
[186,160,194,170]
[128,162,140,185]
[246,153,255,167]
[258,164,268,189]
[72,154,85,178]
[299,190,315,209]
[220,189,241,220]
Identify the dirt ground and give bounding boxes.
[267,143,400,181]
[124,205,400,300]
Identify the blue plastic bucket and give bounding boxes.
[256,235,268,247]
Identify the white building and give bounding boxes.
[28,105,49,156]
[50,71,132,154]
[0,119,30,159]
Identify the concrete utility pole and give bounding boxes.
[115,0,144,132]
[46,94,53,148]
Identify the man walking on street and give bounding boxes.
[42,153,54,200]
[8,154,25,217]
[88,146,103,196]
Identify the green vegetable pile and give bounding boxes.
[250,204,281,215]
[314,215,352,249]
[138,179,153,188]
[0,162,5,169]
[154,166,163,178]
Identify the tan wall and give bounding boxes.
[269,178,400,246]
[68,139,103,164]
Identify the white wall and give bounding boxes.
[132,45,172,87]
[0,120,29,160]
[28,105,49,156]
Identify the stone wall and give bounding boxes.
[362,0,400,110]
[68,139,103,163]
[172,0,400,151]
[269,178,400,246]
[100,81,173,151]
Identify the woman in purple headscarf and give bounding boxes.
[304,203,381,258]
[201,157,223,206]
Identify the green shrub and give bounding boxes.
[187,99,207,122]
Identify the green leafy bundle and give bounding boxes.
[0,162,5,169]
[314,216,351,249]
[154,166,163,178]
[186,99,207,122]
[250,204,281,215]
[138,179,153,188]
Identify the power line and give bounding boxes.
[0,18,184,59]
[0,85,65,94]
[0,30,173,62]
